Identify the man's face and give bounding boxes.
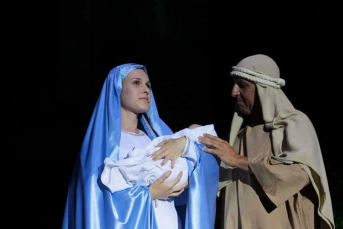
[231,77,256,115]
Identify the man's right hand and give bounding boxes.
[198,133,249,171]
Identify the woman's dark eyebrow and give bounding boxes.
[131,78,151,84]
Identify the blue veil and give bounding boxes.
[62,63,219,229]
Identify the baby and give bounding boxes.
[101,124,217,193]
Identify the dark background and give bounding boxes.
[3,0,342,228]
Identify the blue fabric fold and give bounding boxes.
[62,63,219,229]
[175,142,219,229]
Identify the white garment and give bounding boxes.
[101,124,217,229]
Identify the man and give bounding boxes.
[199,54,334,228]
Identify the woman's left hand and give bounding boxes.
[151,137,186,168]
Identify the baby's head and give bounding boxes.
[188,124,202,129]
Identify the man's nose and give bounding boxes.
[231,84,239,97]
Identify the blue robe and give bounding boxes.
[62,63,219,229]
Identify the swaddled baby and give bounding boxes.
[101,124,217,193]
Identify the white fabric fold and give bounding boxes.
[101,124,217,193]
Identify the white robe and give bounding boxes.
[101,124,217,229]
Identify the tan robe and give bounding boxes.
[219,124,320,229]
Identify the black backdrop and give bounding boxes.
[3,1,342,228]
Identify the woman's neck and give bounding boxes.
[121,109,139,133]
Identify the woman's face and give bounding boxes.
[121,69,151,115]
[231,77,256,115]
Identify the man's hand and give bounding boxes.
[198,133,248,171]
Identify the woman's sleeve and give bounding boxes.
[179,125,218,163]
[63,173,158,229]
[180,136,197,163]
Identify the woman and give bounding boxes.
[62,63,219,229]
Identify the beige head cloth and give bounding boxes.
[228,54,334,228]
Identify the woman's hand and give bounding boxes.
[151,137,186,168]
[198,133,248,171]
[149,171,188,200]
